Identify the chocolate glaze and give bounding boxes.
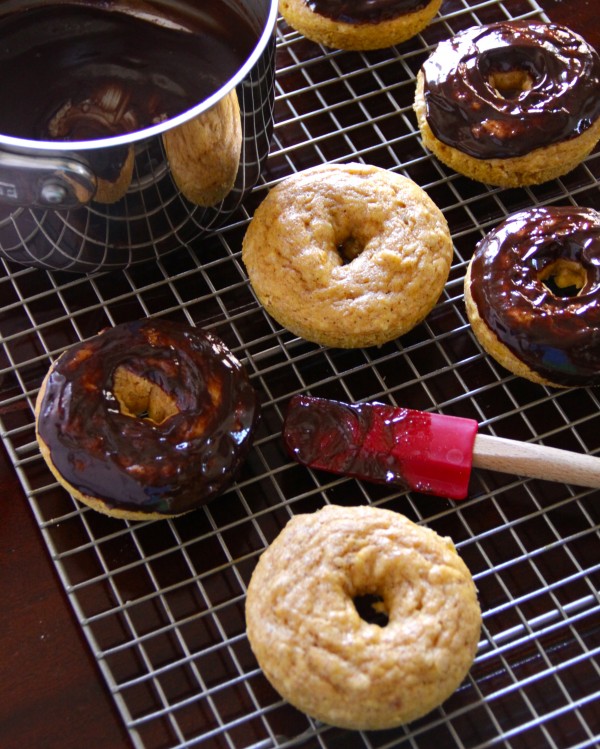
[469,207,600,386]
[283,394,412,487]
[282,393,479,499]
[422,21,600,159]
[307,0,430,25]
[36,319,260,515]
[0,3,257,141]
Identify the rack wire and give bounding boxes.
[1,1,599,748]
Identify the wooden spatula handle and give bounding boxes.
[472,433,600,489]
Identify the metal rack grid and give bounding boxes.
[1,1,599,748]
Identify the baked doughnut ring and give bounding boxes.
[163,89,242,207]
[279,0,442,51]
[465,206,600,388]
[35,318,259,520]
[245,504,481,730]
[242,163,453,348]
[414,21,600,187]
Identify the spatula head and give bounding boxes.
[283,394,478,499]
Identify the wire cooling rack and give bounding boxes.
[1,1,599,748]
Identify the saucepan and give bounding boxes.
[0,0,278,273]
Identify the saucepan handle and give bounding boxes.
[0,149,96,209]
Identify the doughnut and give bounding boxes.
[279,0,442,51]
[241,163,453,348]
[163,89,242,207]
[35,318,259,520]
[414,21,600,187]
[464,206,600,388]
[245,504,481,730]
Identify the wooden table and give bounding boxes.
[0,2,597,748]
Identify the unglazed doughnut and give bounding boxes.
[279,0,442,51]
[245,504,481,730]
[464,206,600,388]
[35,318,259,520]
[163,89,242,207]
[242,163,453,348]
[414,21,600,187]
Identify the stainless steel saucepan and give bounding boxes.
[0,0,278,272]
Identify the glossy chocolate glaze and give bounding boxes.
[469,207,600,386]
[282,393,479,498]
[422,21,600,159]
[0,2,257,141]
[284,394,411,487]
[36,319,260,515]
[307,0,430,25]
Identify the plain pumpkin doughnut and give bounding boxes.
[245,504,481,730]
[163,89,242,207]
[241,162,453,348]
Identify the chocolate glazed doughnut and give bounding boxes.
[35,319,260,519]
[279,0,443,51]
[464,207,600,388]
[414,21,600,186]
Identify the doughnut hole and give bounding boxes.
[332,205,385,265]
[347,545,396,628]
[539,258,587,297]
[113,366,179,424]
[337,234,364,264]
[488,68,534,98]
[353,593,390,627]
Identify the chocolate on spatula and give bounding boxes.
[283,394,600,500]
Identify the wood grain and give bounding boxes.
[0,441,130,749]
[473,433,600,489]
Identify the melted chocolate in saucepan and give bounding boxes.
[0,2,257,142]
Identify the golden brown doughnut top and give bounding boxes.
[245,504,481,730]
[307,0,430,24]
[468,207,600,386]
[421,21,600,159]
[36,319,259,515]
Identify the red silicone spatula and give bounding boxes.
[282,394,600,500]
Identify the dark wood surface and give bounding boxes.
[0,439,130,749]
[0,2,596,748]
